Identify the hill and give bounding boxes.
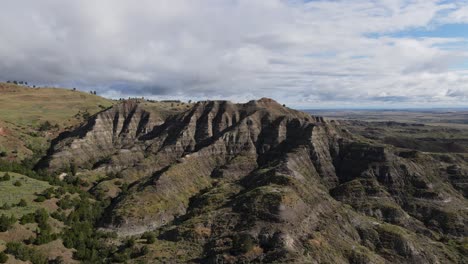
[38,98,467,263]
[0,91,466,263]
[0,82,114,160]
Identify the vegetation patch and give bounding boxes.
[0,172,51,217]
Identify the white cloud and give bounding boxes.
[443,2,468,23]
[0,0,467,107]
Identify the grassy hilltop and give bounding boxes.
[0,82,114,160]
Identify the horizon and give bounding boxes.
[4,81,468,111]
[1,0,467,108]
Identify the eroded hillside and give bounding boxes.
[38,98,467,263]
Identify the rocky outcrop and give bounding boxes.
[38,100,175,175]
[99,99,343,234]
[41,99,468,263]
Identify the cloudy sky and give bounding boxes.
[1,0,468,108]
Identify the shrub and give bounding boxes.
[0,203,11,210]
[31,225,57,245]
[21,209,56,245]
[233,233,255,254]
[50,211,66,222]
[39,188,56,199]
[38,121,53,131]
[34,208,49,226]
[112,252,130,263]
[34,196,46,202]
[17,199,27,207]
[142,231,156,244]
[82,111,91,119]
[0,173,10,182]
[20,213,35,225]
[49,256,65,264]
[13,180,22,187]
[0,252,8,263]
[57,195,75,210]
[70,163,77,176]
[5,242,47,264]
[62,198,110,262]
[124,238,135,248]
[139,245,149,256]
[120,183,129,194]
[0,214,17,232]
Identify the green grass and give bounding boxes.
[0,172,51,217]
[0,82,114,160]
[0,83,113,127]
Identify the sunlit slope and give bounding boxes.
[0,83,113,126]
[0,82,114,160]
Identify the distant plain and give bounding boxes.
[305,108,468,128]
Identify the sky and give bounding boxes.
[0,0,468,108]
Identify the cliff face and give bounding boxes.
[41,99,467,263]
[42,101,155,171]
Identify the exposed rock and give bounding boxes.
[40,98,468,263]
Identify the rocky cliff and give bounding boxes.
[40,99,467,263]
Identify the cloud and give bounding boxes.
[442,1,468,23]
[0,0,467,108]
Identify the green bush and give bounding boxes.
[13,180,22,187]
[17,199,27,207]
[27,209,57,245]
[0,203,11,210]
[142,231,156,244]
[5,242,47,264]
[62,197,111,262]
[233,233,255,254]
[57,195,76,210]
[20,213,35,225]
[70,163,77,176]
[0,173,10,182]
[112,252,130,263]
[34,196,46,202]
[0,252,8,263]
[139,245,149,256]
[39,187,56,199]
[0,214,17,232]
[31,226,57,245]
[50,211,66,222]
[34,209,49,225]
[20,208,49,225]
[38,121,53,131]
